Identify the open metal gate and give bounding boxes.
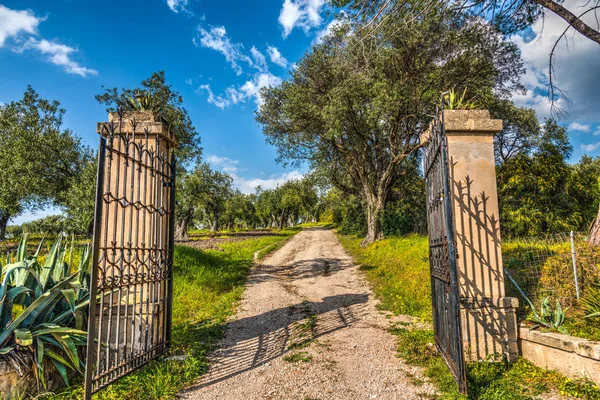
[423,110,467,394]
[84,115,176,399]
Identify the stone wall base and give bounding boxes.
[460,297,519,362]
[519,327,600,385]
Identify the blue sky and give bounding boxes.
[1,0,599,224]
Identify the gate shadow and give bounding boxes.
[184,293,369,391]
[248,257,351,284]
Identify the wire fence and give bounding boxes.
[503,232,600,315]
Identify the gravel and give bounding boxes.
[182,227,436,400]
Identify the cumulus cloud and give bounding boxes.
[194,25,252,75]
[568,122,591,132]
[0,5,42,47]
[23,39,97,77]
[509,0,600,121]
[0,5,96,76]
[232,170,305,194]
[198,72,282,109]
[267,45,288,67]
[582,142,600,153]
[278,0,325,38]
[206,155,240,173]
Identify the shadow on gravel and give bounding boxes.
[248,257,353,283]
[184,293,369,392]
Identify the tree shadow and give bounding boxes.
[183,293,369,392]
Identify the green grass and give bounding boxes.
[337,234,432,320]
[338,233,600,400]
[47,229,299,400]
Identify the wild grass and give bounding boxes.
[338,233,600,399]
[337,234,432,320]
[46,229,298,400]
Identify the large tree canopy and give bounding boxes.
[257,4,524,244]
[0,87,92,238]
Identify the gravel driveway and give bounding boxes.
[182,227,435,400]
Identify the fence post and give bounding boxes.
[443,110,519,362]
[570,231,581,300]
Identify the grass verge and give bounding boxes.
[338,233,600,400]
[48,229,299,400]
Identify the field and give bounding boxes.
[338,233,600,400]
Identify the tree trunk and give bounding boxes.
[210,213,220,232]
[361,201,385,246]
[588,203,600,246]
[175,219,189,241]
[0,213,9,240]
[279,210,286,230]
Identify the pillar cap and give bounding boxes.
[96,111,178,147]
[443,109,502,134]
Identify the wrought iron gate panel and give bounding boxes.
[424,112,467,394]
[85,116,176,399]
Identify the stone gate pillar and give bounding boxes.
[443,110,519,361]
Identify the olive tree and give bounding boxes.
[0,87,92,238]
[257,4,523,244]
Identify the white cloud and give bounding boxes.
[23,39,97,77]
[594,128,600,136]
[197,72,282,109]
[278,0,325,38]
[509,0,600,121]
[0,5,43,47]
[194,25,252,75]
[166,0,188,13]
[232,170,305,194]
[568,122,591,132]
[267,45,288,67]
[206,155,240,173]
[581,142,600,153]
[0,5,96,76]
[250,46,268,71]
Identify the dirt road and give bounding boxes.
[183,227,435,400]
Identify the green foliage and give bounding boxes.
[497,119,600,237]
[527,297,569,334]
[0,235,91,388]
[122,90,165,112]
[0,86,92,237]
[95,71,202,166]
[581,282,600,320]
[444,88,477,110]
[257,3,523,243]
[60,157,98,235]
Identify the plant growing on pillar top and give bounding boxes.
[527,297,569,334]
[0,235,92,388]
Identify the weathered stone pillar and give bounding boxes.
[94,111,177,352]
[443,110,519,361]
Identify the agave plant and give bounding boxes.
[0,235,92,388]
[443,87,478,110]
[120,90,164,112]
[527,297,569,334]
[581,282,600,320]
